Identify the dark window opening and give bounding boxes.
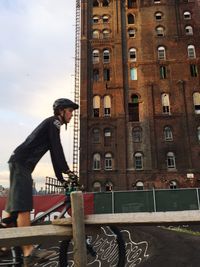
[160,66,167,79]
[190,64,198,77]
[102,0,109,7]
[129,95,139,122]
[128,14,135,24]
[128,0,137,8]
[93,108,99,117]
[93,69,99,82]
[103,68,110,81]
[93,0,99,7]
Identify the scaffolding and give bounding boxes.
[73,0,81,175]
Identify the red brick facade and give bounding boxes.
[80,0,200,191]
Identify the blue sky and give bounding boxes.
[0,0,76,189]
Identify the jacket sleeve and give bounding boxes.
[48,119,70,181]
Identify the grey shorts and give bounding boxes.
[6,162,33,213]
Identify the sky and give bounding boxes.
[0,0,76,190]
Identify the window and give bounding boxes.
[92,49,100,64]
[154,0,161,3]
[167,152,176,169]
[160,65,167,79]
[93,95,100,117]
[187,45,196,59]
[92,128,100,143]
[185,25,193,35]
[128,28,136,38]
[128,0,136,8]
[190,64,198,77]
[102,0,109,7]
[158,46,166,60]
[93,0,99,7]
[102,29,110,38]
[164,126,173,141]
[156,26,165,37]
[105,153,113,170]
[193,92,200,114]
[132,127,142,142]
[130,67,137,80]
[104,128,112,146]
[103,68,110,81]
[92,30,100,39]
[183,11,191,20]
[102,15,109,23]
[104,95,111,116]
[103,49,110,63]
[134,152,143,170]
[93,16,99,23]
[129,48,137,61]
[162,93,170,114]
[169,180,177,189]
[93,153,101,170]
[197,126,200,141]
[105,181,113,191]
[93,69,99,82]
[93,181,101,192]
[129,94,139,122]
[128,14,135,24]
[136,181,144,190]
[155,12,163,20]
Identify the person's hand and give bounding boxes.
[66,170,78,181]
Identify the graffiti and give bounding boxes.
[36,227,149,267]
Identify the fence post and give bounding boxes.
[71,191,87,267]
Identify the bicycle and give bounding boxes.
[0,175,126,267]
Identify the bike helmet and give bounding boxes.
[53,98,79,111]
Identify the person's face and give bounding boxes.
[63,108,74,123]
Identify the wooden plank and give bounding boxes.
[71,191,87,267]
[0,224,72,247]
[52,210,200,226]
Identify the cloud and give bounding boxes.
[0,1,77,188]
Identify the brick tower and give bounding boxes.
[79,0,200,191]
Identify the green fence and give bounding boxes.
[94,188,200,214]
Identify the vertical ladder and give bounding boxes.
[73,0,81,175]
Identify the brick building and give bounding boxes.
[79,0,200,191]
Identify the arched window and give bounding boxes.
[136,181,144,190]
[128,14,135,24]
[156,26,165,37]
[164,126,173,141]
[102,15,109,23]
[93,95,100,117]
[92,128,100,143]
[158,46,166,60]
[129,94,139,121]
[93,153,101,170]
[197,126,200,141]
[187,45,196,59]
[103,49,110,63]
[193,92,200,114]
[167,152,176,169]
[103,95,111,116]
[92,49,100,63]
[129,48,137,61]
[93,68,99,81]
[134,152,143,170]
[93,0,99,7]
[185,25,193,35]
[183,11,191,20]
[105,153,113,170]
[128,28,136,38]
[102,29,110,38]
[130,67,137,80]
[93,181,102,192]
[161,93,170,114]
[155,12,163,20]
[93,15,99,23]
[92,30,100,39]
[132,127,142,142]
[102,0,110,7]
[169,180,177,189]
[104,128,112,146]
[105,181,113,191]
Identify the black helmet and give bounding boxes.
[53,98,79,111]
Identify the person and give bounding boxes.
[4,98,79,266]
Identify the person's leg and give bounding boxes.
[17,211,34,256]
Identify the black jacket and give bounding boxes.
[8,116,69,181]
